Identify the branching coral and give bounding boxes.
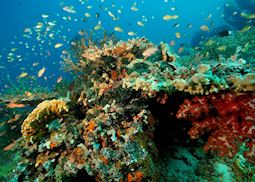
[176,92,255,163]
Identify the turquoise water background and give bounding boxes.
[0,0,230,90]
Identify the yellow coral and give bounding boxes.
[21,99,68,143]
[229,73,255,92]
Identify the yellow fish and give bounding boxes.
[108,11,117,20]
[137,21,144,27]
[114,26,123,32]
[241,25,252,32]
[84,13,91,18]
[25,91,32,97]
[131,3,139,11]
[163,14,179,21]
[94,21,102,30]
[175,32,181,39]
[32,62,39,66]
[18,72,28,78]
[217,46,227,52]
[54,43,63,48]
[128,31,136,36]
[241,12,255,19]
[200,25,210,32]
[38,67,46,77]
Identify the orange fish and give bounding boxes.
[56,76,63,83]
[7,114,22,124]
[6,102,26,108]
[3,141,16,151]
[25,91,32,97]
[169,40,176,46]
[178,47,184,54]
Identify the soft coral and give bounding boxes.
[176,92,255,163]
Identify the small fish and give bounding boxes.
[7,114,22,124]
[3,141,16,151]
[205,39,215,46]
[175,32,181,39]
[63,6,76,14]
[142,47,158,58]
[6,102,26,108]
[169,40,176,46]
[173,23,180,28]
[18,72,28,78]
[56,76,63,83]
[200,25,210,32]
[241,25,252,32]
[233,11,238,16]
[137,21,144,27]
[114,26,123,32]
[38,67,46,77]
[24,28,32,33]
[32,62,39,66]
[108,11,116,19]
[48,22,56,26]
[217,45,227,52]
[131,3,139,11]
[84,13,91,17]
[35,22,43,29]
[54,43,63,48]
[94,21,102,30]
[163,14,179,21]
[78,30,85,36]
[178,47,184,53]
[206,13,212,20]
[25,91,32,97]
[41,14,49,19]
[0,131,6,137]
[241,12,255,19]
[128,31,136,36]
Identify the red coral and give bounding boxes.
[176,92,255,163]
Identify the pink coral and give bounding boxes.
[176,92,255,163]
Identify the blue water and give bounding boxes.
[0,0,250,91]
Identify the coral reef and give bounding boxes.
[9,28,255,181]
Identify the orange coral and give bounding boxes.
[86,120,96,132]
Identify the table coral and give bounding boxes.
[176,92,255,163]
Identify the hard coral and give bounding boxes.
[176,92,255,163]
[21,99,68,143]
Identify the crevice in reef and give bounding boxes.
[150,92,192,151]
